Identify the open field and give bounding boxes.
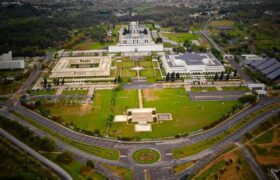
[0,70,28,95]
[42,88,239,139]
[193,149,257,180]
[44,90,113,132]
[162,32,199,43]
[71,41,110,50]
[222,86,250,92]
[110,88,239,138]
[139,57,157,82]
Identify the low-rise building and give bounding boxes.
[0,51,24,70]
[50,56,112,79]
[161,52,225,78]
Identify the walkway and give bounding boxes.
[138,89,143,108]
[0,128,73,180]
[237,142,268,180]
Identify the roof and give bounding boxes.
[267,68,280,80]
[255,58,278,71]
[165,52,223,68]
[261,63,280,75]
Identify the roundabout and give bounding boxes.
[132,148,160,164]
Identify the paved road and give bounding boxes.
[228,59,255,83]
[0,128,73,180]
[237,142,268,180]
[177,107,280,179]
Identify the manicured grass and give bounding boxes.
[110,88,239,138]
[132,149,160,164]
[222,86,249,92]
[113,89,139,114]
[31,90,56,95]
[191,87,218,92]
[174,161,195,174]
[71,41,110,50]
[254,129,274,144]
[139,60,157,82]
[44,90,113,132]
[62,90,88,95]
[162,32,199,43]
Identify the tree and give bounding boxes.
[86,160,95,169]
[214,73,218,81]
[226,73,230,81]
[171,72,175,82]
[56,151,73,164]
[43,77,47,88]
[238,95,257,104]
[61,79,65,85]
[155,37,162,43]
[233,69,237,77]
[34,100,41,109]
[175,72,180,79]
[219,72,224,81]
[183,40,191,49]
[40,137,56,152]
[165,73,170,82]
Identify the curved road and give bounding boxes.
[0,128,73,180]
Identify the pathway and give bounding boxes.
[138,89,143,109]
[236,142,268,180]
[56,87,64,95]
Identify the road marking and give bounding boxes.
[165,153,172,156]
[120,155,127,158]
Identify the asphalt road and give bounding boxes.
[0,128,73,180]
[237,142,268,180]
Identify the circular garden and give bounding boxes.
[132,148,160,164]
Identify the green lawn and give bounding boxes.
[139,60,157,82]
[222,86,250,92]
[109,88,239,138]
[113,89,139,114]
[191,87,218,92]
[31,90,56,96]
[62,90,88,95]
[44,90,113,132]
[162,33,199,43]
[132,149,160,164]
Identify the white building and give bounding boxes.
[162,52,225,78]
[241,54,263,61]
[109,21,163,53]
[0,51,24,69]
[50,56,112,79]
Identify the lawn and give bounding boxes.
[102,163,133,180]
[113,89,139,115]
[139,58,157,82]
[162,32,199,43]
[62,90,88,95]
[222,86,250,92]
[31,90,56,95]
[44,90,113,132]
[109,88,239,139]
[191,87,218,92]
[71,41,110,50]
[132,149,160,164]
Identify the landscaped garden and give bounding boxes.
[132,148,160,164]
[161,32,199,43]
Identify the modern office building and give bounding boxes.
[161,52,225,78]
[0,51,24,70]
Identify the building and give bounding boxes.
[50,56,112,79]
[241,54,263,61]
[161,52,225,78]
[247,83,267,97]
[109,21,163,53]
[0,51,24,70]
[120,21,152,45]
[245,58,280,83]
